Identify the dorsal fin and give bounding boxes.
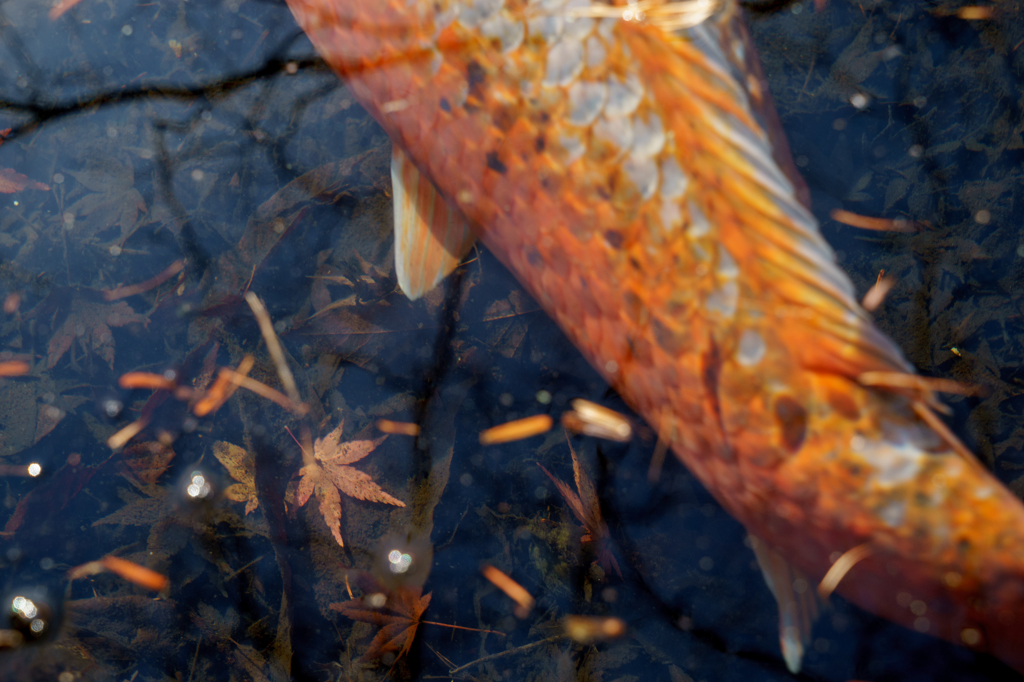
[391,146,476,300]
[622,15,913,379]
[685,2,812,210]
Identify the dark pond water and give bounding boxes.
[0,1,1022,681]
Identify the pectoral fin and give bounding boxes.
[748,534,820,673]
[391,146,476,300]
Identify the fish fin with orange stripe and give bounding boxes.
[625,15,912,379]
[749,535,819,674]
[391,146,476,300]
[696,1,812,210]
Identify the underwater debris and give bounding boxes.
[479,414,554,445]
[295,420,404,547]
[539,436,623,579]
[481,564,535,618]
[561,399,633,442]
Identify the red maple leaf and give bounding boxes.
[331,584,430,662]
[295,420,404,547]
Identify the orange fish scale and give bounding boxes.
[287,0,1024,670]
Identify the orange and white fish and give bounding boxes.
[284,0,1024,673]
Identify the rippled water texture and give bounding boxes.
[0,1,1022,680]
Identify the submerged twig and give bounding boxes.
[107,417,149,450]
[244,291,306,415]
[481,564,534,617]
[479,414,553,445]
[221,368,296,413]
[448,634,569,676]
[193,355,255,417]
[104,259,185,301]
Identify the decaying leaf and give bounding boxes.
[214,440,259,514]
[483,290,535,359]
[0,376,91,458]
[65,157,147,245]
[3,455,99,537]
[92,484,169,528]
[39,292,149,369]
[0,128,49,193]
[296,420,404,547]
[120,441,176,485]
[226,591,293,682]
[65,595,179,665]
[0,380,39,458]
[230,641,278,682]
[0,168,50,194]
[539,436,622,578]
[256,146,390,220]
[331,584,431,662]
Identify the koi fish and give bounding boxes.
[284,0,1024,673]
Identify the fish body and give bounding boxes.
[285,0,1024,672]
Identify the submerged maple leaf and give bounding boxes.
[36,290,149,369]
[0,128,49,193]
[331,584,431,662]
[296,421,404,547]
[65,156,147,245]
[539,436,622,579]
[331,574,501,666]
[213,441,258,514]
[0,167,50,193]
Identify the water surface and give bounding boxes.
[1,1,1022,681]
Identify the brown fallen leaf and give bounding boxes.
[40,292,149,369]
[331,584,431,662]
[483,290,535,359]
[331,575,503,666]
[296,420,404,547]
[539,435,622,579]
[255,146,390,220]
[213,440,258,515]
[229,639,284,682]
[0,168,50,193]
[65,156,147,245]
[120,441,176,485]
[91,483,169,528]
[3,455,99,537]
[0,129,49,193]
